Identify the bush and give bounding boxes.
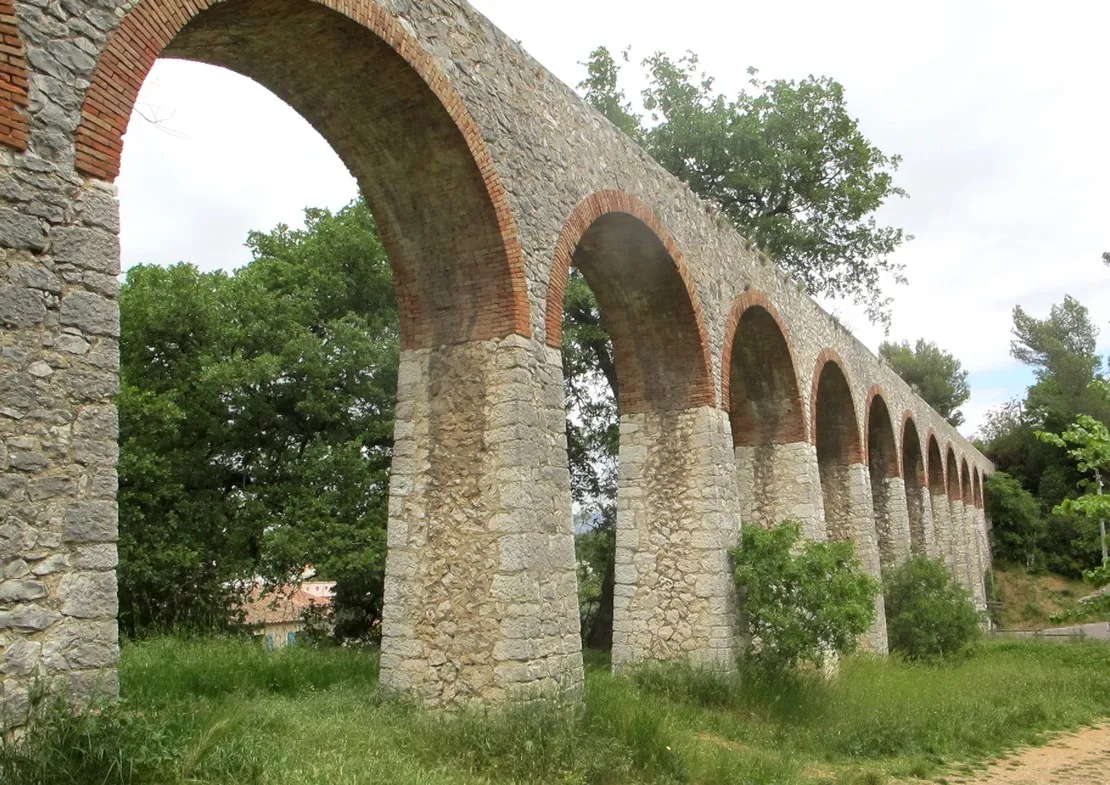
[884,556,980,660]
[729,521,879,672]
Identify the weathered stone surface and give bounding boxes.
[612,406,738,670]
[59,571,118,619]
[63,501,117,543]
[0,579,46,602]
[58,290,118,336]
[51,226,120,274]
[0,209,46,251]
[0,285,46,327]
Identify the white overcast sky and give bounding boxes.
[117,0,1110,437]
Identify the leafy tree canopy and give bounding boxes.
[878,338,970,427]
[119,200,397,639]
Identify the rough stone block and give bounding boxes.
[63,500,117,543]
[59,571,118,619]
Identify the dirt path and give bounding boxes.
[947,723,1110,785]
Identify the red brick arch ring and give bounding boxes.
[901,410,928,486]
[544,190,716,413]
[864,384,902,478]
[809,348,865,464]
[720,288,808,443]
[0,0,29,150]
[73,0,529,350]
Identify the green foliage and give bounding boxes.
[580,46,909,327]
[9,637,1110,785]
[884,557,980,660]
[985,471,1044,568]
[119,200,397,639]
[729,521,878,671]
[878,339,970,426]
[575,518,615,649]
[980,295,1109,579]
[1085,563,1110,588]
[1012,296,1106,422]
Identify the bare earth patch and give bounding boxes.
[947,724,1110,785]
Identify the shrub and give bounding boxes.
[729,521,879,672]
[884,556,980,660]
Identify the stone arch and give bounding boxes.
[973,468,983,507]
[75,0,529,350]
[548,192,733,669]
[927,432,946,494]
[65,0,583,710]
[812,351,864,540]
[544,191,715,412]
[812,352,887,652]
[722,291,817,532]
[0,0,29,150]
[721,289,806,443]
[866,389,910,570]
[901,414,929,555]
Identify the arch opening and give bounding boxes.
[726,300,808,530]
[81,0,528,350]
[867,394,907,571]
[550,195,732,669]
[814,360,863,543]
[902,417,928,555]
[71,0,578,709]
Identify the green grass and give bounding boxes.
[3,637,1110,785]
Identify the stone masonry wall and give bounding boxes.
[734,441,825,541]
[612,406,738,670]
[380,337,582,706]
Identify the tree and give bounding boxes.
[729,521,878,672]
[878,339,970,427]
[1011,295,1106,424]
[884,557,980,660]
[119,200,398,639]
[984,471,1044,570]
[1036,381,1110,566]
[980,295,1109,578]
[579,46,909,327]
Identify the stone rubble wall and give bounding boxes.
[845,463,888,654]
[874,475,912,570]
[612,407,738,670]
[379,337,582,706]
[734,441,825,541]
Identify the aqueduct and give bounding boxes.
[0,0,993,722]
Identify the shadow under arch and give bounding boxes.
[77,0,529,350]
[900,414,929,556]
[546,191,734,670]
[865,389,909,572]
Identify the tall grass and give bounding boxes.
[2,636,1109,785]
